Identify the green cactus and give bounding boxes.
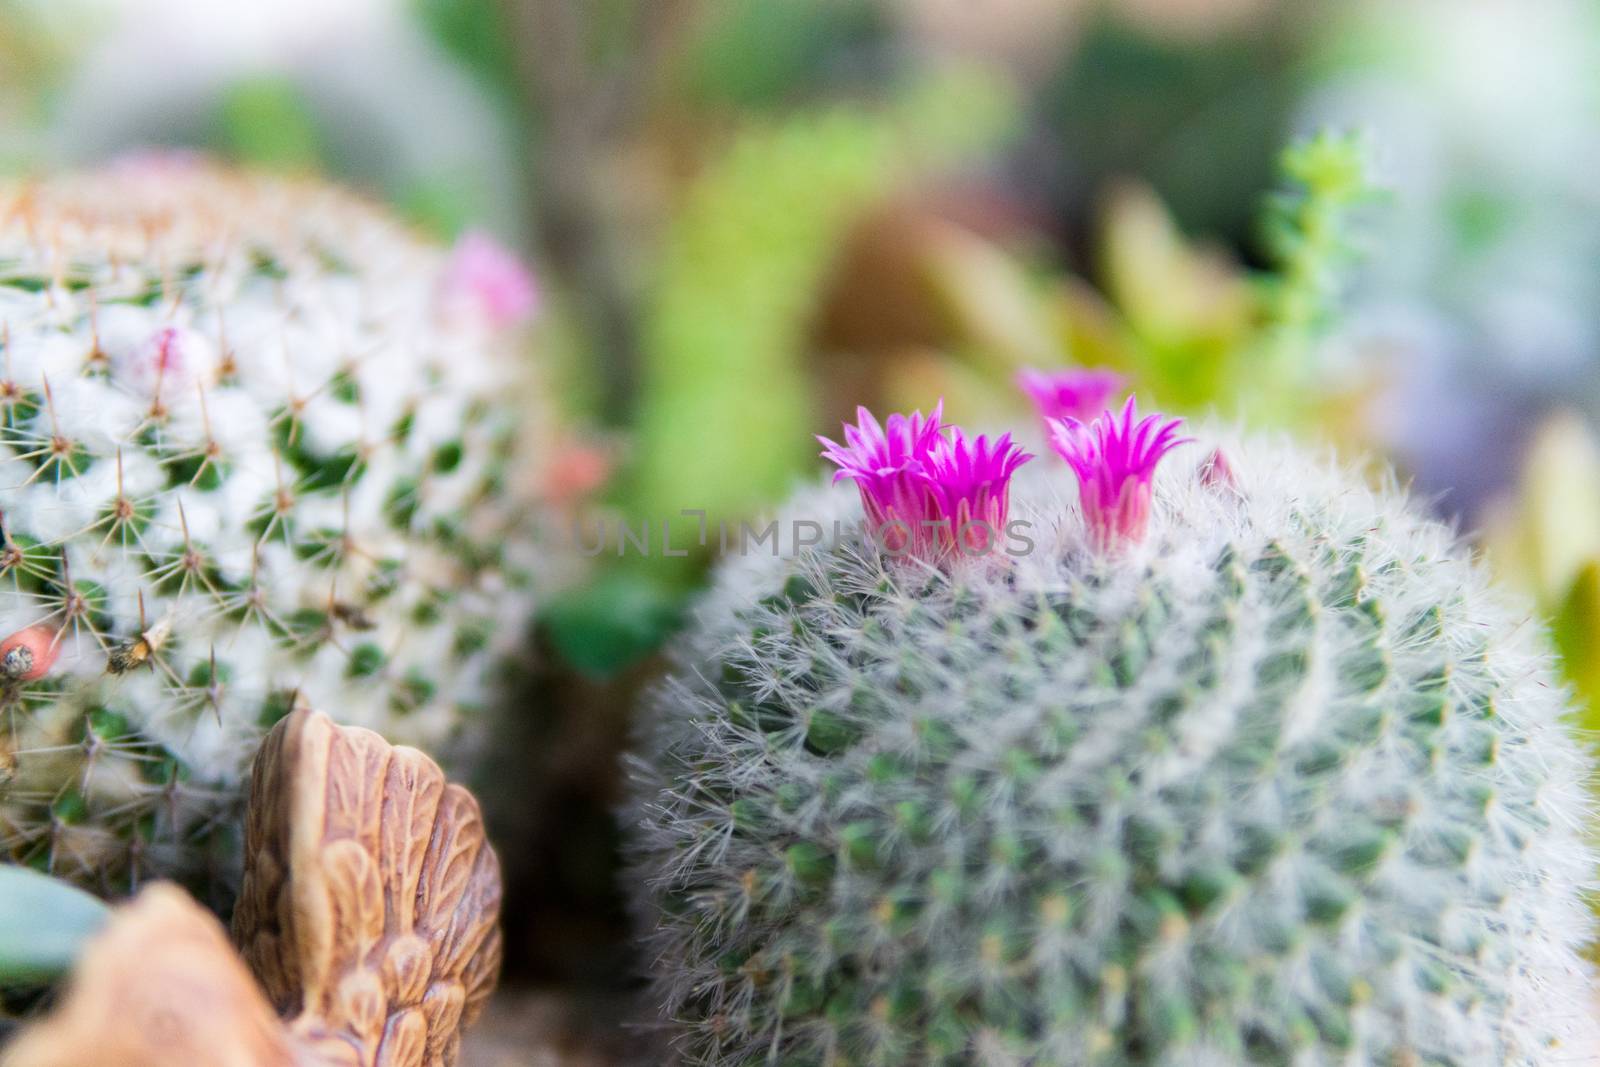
[628,430,1597,1064]
[0,158,553,899]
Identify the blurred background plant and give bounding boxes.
[2,0,1599,1061]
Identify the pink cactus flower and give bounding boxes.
[444,229,541,329]
[1049,396,1191,552]
[0,624,61,682]
[818,403,945,549]
[819,403,1031,562]
[923,428,1032,557]
[1017,367,1126,424]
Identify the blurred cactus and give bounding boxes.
[0,161,556,899]
[1255,133,1376,371]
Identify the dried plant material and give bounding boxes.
[233,709,503,1067]
[4,709,503,1067]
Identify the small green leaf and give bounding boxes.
[0,866,110,985]
[542,570,685,678]
[1554,561,1600,732]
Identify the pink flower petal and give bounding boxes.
[444,229,541,329]
[1017,367,1126,424]
[819,403,1031,564]
[1048,396,1190,552]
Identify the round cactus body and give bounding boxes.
[0,160,550,895]
[629,429,1598,1065]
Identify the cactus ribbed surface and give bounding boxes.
[628,442,1598,1065]
[0,160,547,896]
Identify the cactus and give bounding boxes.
[628,398,1598,1064]
[0,158,550,897]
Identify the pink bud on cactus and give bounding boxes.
[819,403,1031,563]
[1049,396,1191,552]
[443,229,541,329]
[1198,447,1238,492]
[115,326,212,403]
[0,624,60,682]
[1017,367,1126,424]
[543,440,614,503]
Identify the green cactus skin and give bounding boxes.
[628,442,1598,1065]
[0,161,549,898]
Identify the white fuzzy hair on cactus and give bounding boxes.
[628,385,1598,1066]
[0,156,551,897]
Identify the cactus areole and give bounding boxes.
[0,161,549,896]
[629,398,1598,1065]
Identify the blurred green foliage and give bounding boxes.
[208,75,480,240]
[1555,563,1600,728]
[1249,132,1378,405]
[1258,133,1376,340]
[926,131,1375,425]
[684,0,886,109]
[1103,132,1375,421]
[1485,413,1600,733]
[414,0,522,102]
[0,0,78,173]
[629,69,1017,529]
[542,569,685,679]
[1039,13,1305,245]
[214,78,323,173]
